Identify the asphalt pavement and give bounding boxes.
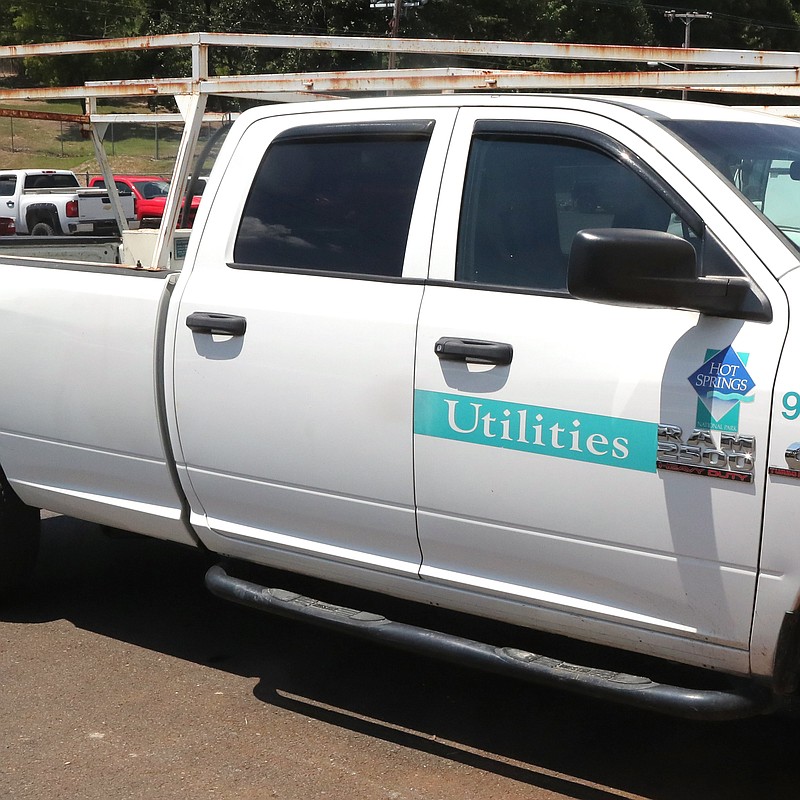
[1,513,798,799]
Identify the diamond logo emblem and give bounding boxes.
[688,346,755,426]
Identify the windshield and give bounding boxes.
[133,180,170,199]
[660,119,800,248]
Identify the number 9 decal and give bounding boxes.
[782,391,800,420]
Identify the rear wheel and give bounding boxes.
[30,221,56,236]
[0,471,40,594]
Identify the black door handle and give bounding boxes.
[434,337,513,365]
[186,312,247,336]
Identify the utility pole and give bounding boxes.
[388,0,403,70]
[665,10,713,100]
[369,0,429,70]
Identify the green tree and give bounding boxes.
[2,0,149,85]
[399,0,655,71]
[2,0,800,89]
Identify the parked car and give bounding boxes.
[88,174,202,227]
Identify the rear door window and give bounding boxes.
[233,122,433,278]
[0,175,16,196]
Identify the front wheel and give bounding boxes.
[0,471,40,594]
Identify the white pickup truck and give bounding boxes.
[0,168,135,235]
[3,95,800,720]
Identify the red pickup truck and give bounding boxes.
[88,174,202,227]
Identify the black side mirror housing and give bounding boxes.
[567,228,771,322]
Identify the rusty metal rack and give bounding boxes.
[3,31,800,266]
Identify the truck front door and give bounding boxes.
[413,107,786,670]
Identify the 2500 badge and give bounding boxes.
[657,425,755,482]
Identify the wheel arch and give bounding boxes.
[25,202,62,234]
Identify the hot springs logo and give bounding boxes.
[688,346,755,433]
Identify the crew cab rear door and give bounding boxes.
[171,107,456,579]
[413,106,787,669]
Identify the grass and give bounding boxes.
[0,99,221,182]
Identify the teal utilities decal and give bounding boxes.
[689,346,755,433]
[414,390,657,473]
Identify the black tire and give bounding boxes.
[0,471,40,594]
[30,221,56,236]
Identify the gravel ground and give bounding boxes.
[1,514,797,800]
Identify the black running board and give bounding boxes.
[205,563,772,721]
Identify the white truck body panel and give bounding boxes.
[0,261,191,543]
[756,265,800,676]
[0,238,120,263]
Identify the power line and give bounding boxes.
[645,2,800,33]
[663,10,713,100]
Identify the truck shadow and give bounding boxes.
[3,514,797,800]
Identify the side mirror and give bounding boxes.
[567,229,771,322]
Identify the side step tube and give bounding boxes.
[205,564,773,721]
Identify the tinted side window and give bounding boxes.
[234,130,430,277]
[457,135,692,292]
[0,176,16,196]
